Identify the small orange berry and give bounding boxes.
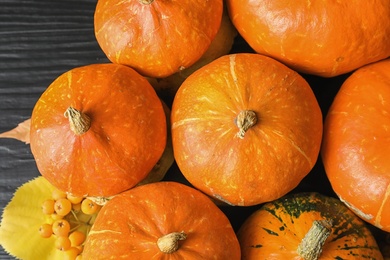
[67,194,84,205]
[52,188,67,200]
[41,199,55,215]
[54,198,72,216]
[69,230,86,247]
[81,198,99,215]
[52,219,71,237]
[55,236,71,251]
[38,223,53,238]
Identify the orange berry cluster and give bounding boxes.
[38,188,101,260]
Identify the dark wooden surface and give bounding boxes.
[0,1,387,259]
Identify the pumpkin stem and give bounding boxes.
[64,106,91,135]
[86,196,114,206]
[139,0,154,4]
[297,219,333,260]
[157,231,187,254]
[235,110,257,139]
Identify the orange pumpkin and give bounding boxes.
[137,100,174,186]
[154,4,238,97]
[94,0,223,78]
[226,0,390,77]
[83,181,241,259]
[321,58,390,232]
[171,53,323,206]
[237,192,384,259]
[30,63,167,197]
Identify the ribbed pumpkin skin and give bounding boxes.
[94,0,223,78]
[321,59,390,232]
[237,192,384,259]
[83,181,241,259]
[171,53,323,206]
[226,0,390,77]
[154,6,238,96]
[30,64,167,197]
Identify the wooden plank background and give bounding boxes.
[0,0,387,259]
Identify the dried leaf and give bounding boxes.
[0,118,31,144]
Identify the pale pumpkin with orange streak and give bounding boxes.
[30,63,167,197]
[94,0,223,78]
[322,58,390,232]
[171,53,323,206]
[238,192,383,259]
